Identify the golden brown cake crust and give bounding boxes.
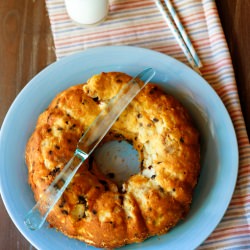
[25,72,200,248]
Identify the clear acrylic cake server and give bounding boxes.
[24,68,155,230]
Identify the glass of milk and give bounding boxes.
[65,0,109,26]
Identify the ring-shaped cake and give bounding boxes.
[25,72,200,248]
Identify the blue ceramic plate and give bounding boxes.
[0,46,238,250]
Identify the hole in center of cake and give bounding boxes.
[93,140,140,187]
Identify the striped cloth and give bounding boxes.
[45,0,250,248]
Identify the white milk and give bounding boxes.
[65,0,109,26]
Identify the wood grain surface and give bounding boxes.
[0,1,55,249]
[0,1,249,249]
[216,0,250,137]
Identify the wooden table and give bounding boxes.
[0,1,249,249]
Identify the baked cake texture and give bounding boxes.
[25,72,200,248]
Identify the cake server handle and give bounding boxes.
[24,152,88,230]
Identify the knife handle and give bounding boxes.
[24,152,87,230]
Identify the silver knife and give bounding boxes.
[24,68,155,230]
